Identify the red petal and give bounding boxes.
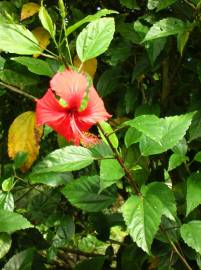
[36,89,66,125]
[50,69,87,109]
[36,89,72,141]
[78,86,111,124]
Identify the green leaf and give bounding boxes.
[120,0,140,9]
[62,175,117,212]
[0,209,32,233]
[180,221,201,254]
[194,151,201,162]
[29,171,73,187]
[156,0,177,11]
[97,67,122,97]
[0,56,5,71]
[0,24,41,54]
[76,17,115,62]
[144,18,191,41]
[125,127,142,148]
[168,153,187,171]
[189,111,201,142]
[39,6,55,38]
[0,191,14,211]
[2,177,14,192]
[98,121,119,149]
[0,69,39,89]
[32,146,95,174]
[2,248,35,270]
[75,256,106,270]
[177,31,190,56]
[186,172,201,216]
[100,159,125,190]
[147,0,160,10]
[14,151,28,169]
[143,182,177,221]
[125,113,194,156]
[66,9,118,36]
[172,138,187,156]
[12,57,54,77]
[52,216,75,248]
[146,38,167,64]
[0,233,12,259]
[122,194,163,254]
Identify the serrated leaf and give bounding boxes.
[143,182,177,221]
[0,233,12,259]
[39,6,55,38]
[125,113,194,156]
[98,121,119,149]
[122,194,163,254]
[180,221,201,254]
[76,18,115,62]
[21,2,40,21]
[12,57,54,77]
[66,9,118,36]
[32,26,50,57]
[144,18,192,41]
[32,146,94,174]
[8,111,43,172]
[186,172,201,216]
[100,159,125,190]
[62,175,117,212]
[73,55,97,78]
[0,209,32,233]
[168,153,187,171]
[0,24,41,55]
[2,248,35,270]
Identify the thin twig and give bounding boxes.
[0,82,37,101]
[160,226,192,270]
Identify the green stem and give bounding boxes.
[63,23,73,66]
[97,123,141,195]
[0,82,37,101]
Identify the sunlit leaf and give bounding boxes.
[0,24,41,55]
[76,18,115,62]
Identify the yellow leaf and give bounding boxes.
[21,2,40,21]
[73,55,97,78]
[32,26,50,58]
[8,111,43,172]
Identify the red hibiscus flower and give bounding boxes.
[36,69,111,145]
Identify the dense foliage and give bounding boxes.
[1,0,201,269]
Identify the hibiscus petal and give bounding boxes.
[36,89,66,125]
[78,86,111,124]
[36,89,73,141]
[50,69,88,109]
